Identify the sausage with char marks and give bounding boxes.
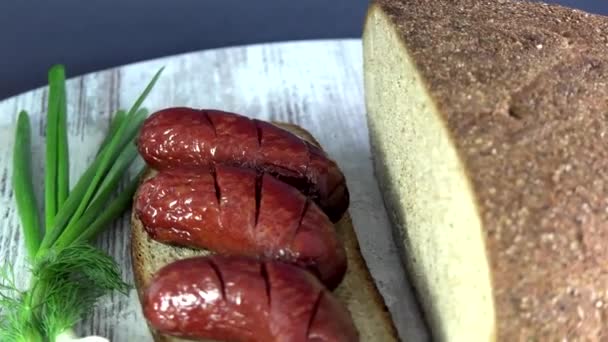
[137,108,349,222]
[143,256,359,342]
[134,165,347,289]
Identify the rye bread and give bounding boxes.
[364,0,608,340]
[131,122,399,342]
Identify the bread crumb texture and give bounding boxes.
[365,0,608,340]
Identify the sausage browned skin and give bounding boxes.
[137,107,349,222]
[143,256,359,342]
[135,165,347,289]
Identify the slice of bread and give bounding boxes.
[131,122,399,342]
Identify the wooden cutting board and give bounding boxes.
[0,39,428,341]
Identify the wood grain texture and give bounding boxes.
[0,39,428,341]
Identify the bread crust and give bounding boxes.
[367,0,608,339]
[131,122,398,342]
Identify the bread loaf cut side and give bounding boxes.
[131,122,398,342]
[364,0,608,340]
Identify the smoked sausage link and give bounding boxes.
[135,166,347,289]
[143,256,359,342]
[137,108,349,222]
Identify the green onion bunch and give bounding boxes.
[0,65,164,342]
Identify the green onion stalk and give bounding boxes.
[0,66,164,342]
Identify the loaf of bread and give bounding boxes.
[363,0,608,340]
[131,122,399,342]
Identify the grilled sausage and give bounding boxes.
[143,256,359,342]
[135,165,347,289]
[137,107,349,222]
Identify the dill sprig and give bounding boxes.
[1,66,164,342]
[0,265,42,342]
[35,244,129,339]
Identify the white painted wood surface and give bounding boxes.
[0,39,428,341]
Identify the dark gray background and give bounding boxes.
[0,0,605,100]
